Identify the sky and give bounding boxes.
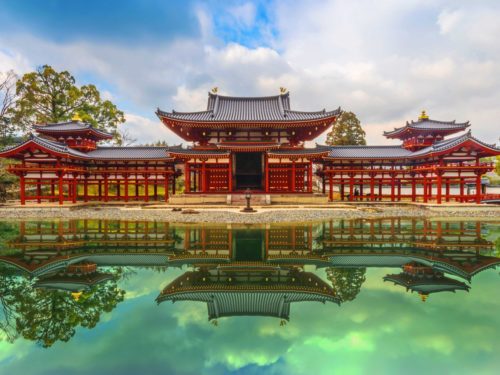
[1,0,499,146]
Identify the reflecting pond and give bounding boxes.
[0,218,499,374]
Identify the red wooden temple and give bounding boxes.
[0,91,499,204]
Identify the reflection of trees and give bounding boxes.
[326,267,366,302]
[0,268,125,347]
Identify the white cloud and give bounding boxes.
[1,0,500,146]
[123,113,183,145]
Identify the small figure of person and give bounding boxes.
[354,188,360,201]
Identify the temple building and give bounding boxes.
[383,262,470,301]
[156,266,340,322]
[1,91,499,204]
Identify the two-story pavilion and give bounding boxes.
[157,91,341,193]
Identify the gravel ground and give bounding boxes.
[0,205,499,223]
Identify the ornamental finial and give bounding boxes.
[418,110,429,120]
[211,87,218,94]
[71,113,82,122]
[419,293,428,302]
[280,87,287,94]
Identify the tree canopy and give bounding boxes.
[326,111,366,146]
[9,65,125,143]
[0,70,18,141]
[326,267,367,302]
[0,268,125,347]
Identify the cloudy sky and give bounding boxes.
[1,0,499,146]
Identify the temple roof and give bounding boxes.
[157,92,341,123]
[327,145,412,159]
[34,272,114,291]
[87,146,172,160]
[157,270,340,320]
[33,121,113,139]
[409,131,500,158]
[384,115,470,139]
[323,132,500,160]
[0,135,175,161]
[0,134,90,159]
[268,144,331,157]
[383,272,470,295]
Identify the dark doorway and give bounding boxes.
[233,229,264,261]
[235,152,262,190]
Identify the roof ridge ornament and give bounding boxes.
[280,87,287,94]
[418,110,429,121]
[71,113,82,122]
[211,87,218,94]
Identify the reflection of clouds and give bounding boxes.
[1,268,499,374]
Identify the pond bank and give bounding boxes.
[0,205,499,224]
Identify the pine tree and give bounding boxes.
[325,111,366,146]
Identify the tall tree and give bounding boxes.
[9,65,125,142]
[0,70,18,140]
[0,268,125,347]
[325,111,366,146]
[326,267,366,302]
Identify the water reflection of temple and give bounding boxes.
[383,262,470,302]
[157,266,339,321]
[1,218,498,304]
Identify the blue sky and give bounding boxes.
[1,0,499,145]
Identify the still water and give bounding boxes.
[0,218,499,375]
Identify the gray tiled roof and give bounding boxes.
[158,92,341,122]
[0,134,89,158]
[87,147,171,160]
[383,273,470,294]
[0,135,172,160]
[327,145,412,159]
[34,121,113,138]
[384,118,470,137]
[409,131,499,157]
[268,145,331,156]
[168,147,230,156]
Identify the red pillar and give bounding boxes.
[445,179,450,202]
[397,179,401,201]
[72,175,77,203]
[291,160,296,192]
[51,181,55,202]
[124,174,129,202]
[83,175,88,202]
[104,174,109,202]
[378,177,382,200]
[370,175,375,201]
[201,160,207,193]
[144,174,149,202]
[58,172,64,205]
[164,174,169,202]
[390,174,395,202]
[436,173,442,204]
[475,172,481,204]
[185,162,190,193]
[329,172,333,201]
[36,179,41,203]
[20,174,26,205]
[308,160,313,193]
[423,175,428,203]
[411,175,416,202]
[349,175,354,201]
[172,169,176,195]
[229,155,234,192]
[460,177,464,202]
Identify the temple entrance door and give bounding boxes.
[232,228,264,261]
[234,152,263,190]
